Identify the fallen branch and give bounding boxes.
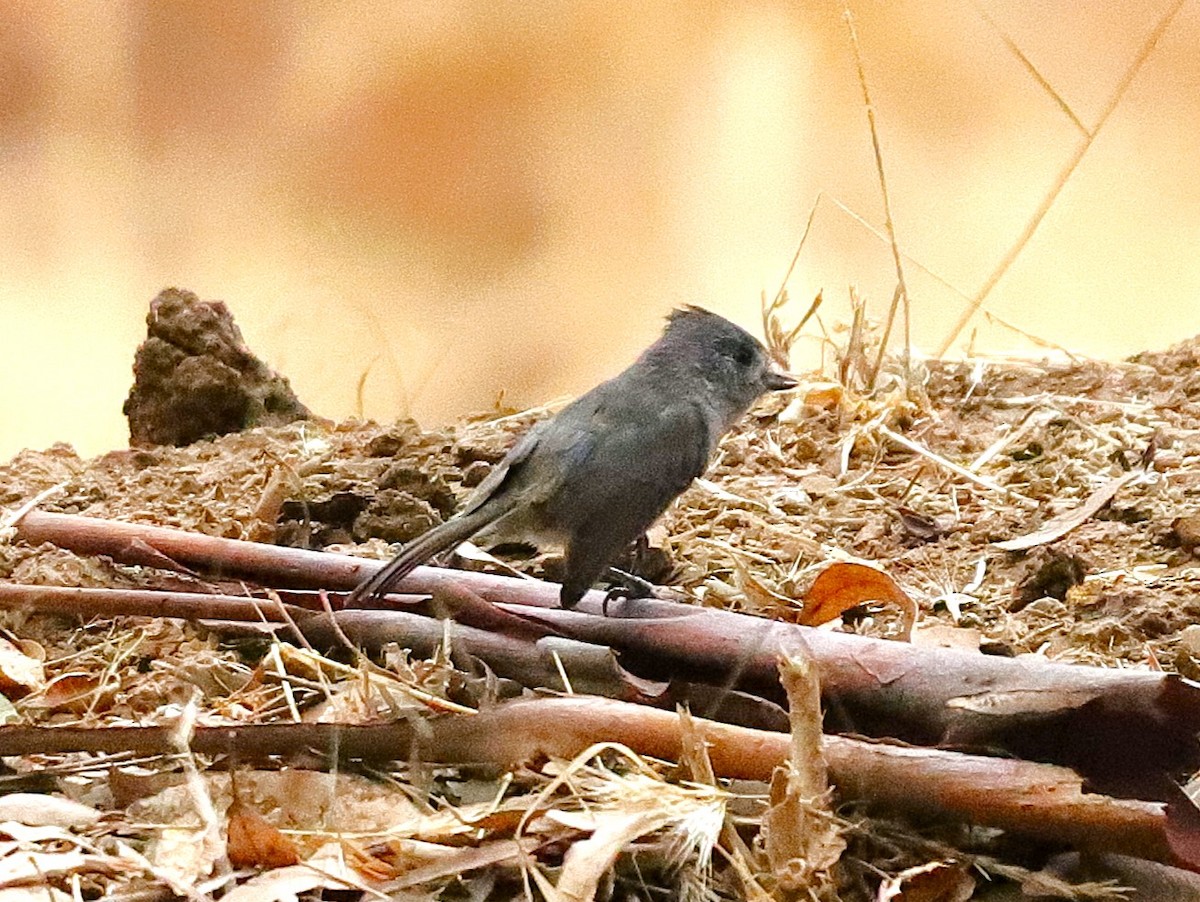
[0,583,304,622]
[0,696,1185,867]
[0,583,786,732]
[14,511,1200,799]
[507,600,1200,800]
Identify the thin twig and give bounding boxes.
[803,195,1091,363]
[786,291,824,349]
[981,393,1155,413]
[871,283,905,389]
[826,195,974,303]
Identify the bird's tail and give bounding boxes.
[345,506,502,606]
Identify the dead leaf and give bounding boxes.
[556,809,686,902]
[226,801,300,870]
[803,383,843,411]
[221,843,363,902]
[0,794,101,830]
[802,562,918,640]
[10,639,43,663]
[29,673,104,713]
[995,469,1145,552]
[0,637,43,699]
[143,826,224,888]
[388,837,538,889]
[895,506,946,542]
[451,540,534,579]
[0,850,128,885]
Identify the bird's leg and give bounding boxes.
[601,567,657,616]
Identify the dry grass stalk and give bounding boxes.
[971,2,1090,137]
[876,423,1039,508]
[843,4,911,388]
[514,743,726,902]
[983,310,1083,361]
[937,0,1189,355]
[762,288,823,371]
[837,287,872,390]
[763,187,824,367]
[994,467,1150,552]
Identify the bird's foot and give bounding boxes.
[601,567,656,616]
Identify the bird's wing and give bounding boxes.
[548,394,715,526]
[458,428,542,516]
[608,398,712,495]
[467,373,717,515]
[550,397,714,608]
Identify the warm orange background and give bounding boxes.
[2,2,1196,459]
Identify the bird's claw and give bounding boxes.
[601,568,656,616]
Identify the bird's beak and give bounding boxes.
[763,368,798,392]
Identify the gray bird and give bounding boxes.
[348,306,796,608]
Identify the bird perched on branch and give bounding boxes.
[348,306,796,609]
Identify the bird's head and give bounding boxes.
[656,305,797,422]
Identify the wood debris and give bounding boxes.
[5,333,1200,898]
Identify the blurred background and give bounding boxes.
[1,1,1197,459]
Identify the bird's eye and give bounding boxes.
[732,345,755,367]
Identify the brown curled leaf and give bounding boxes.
[801,562,918,640]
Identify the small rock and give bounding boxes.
[123,287,310,446]
[1010,550,1088,611]
[1170,514,1200,554]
